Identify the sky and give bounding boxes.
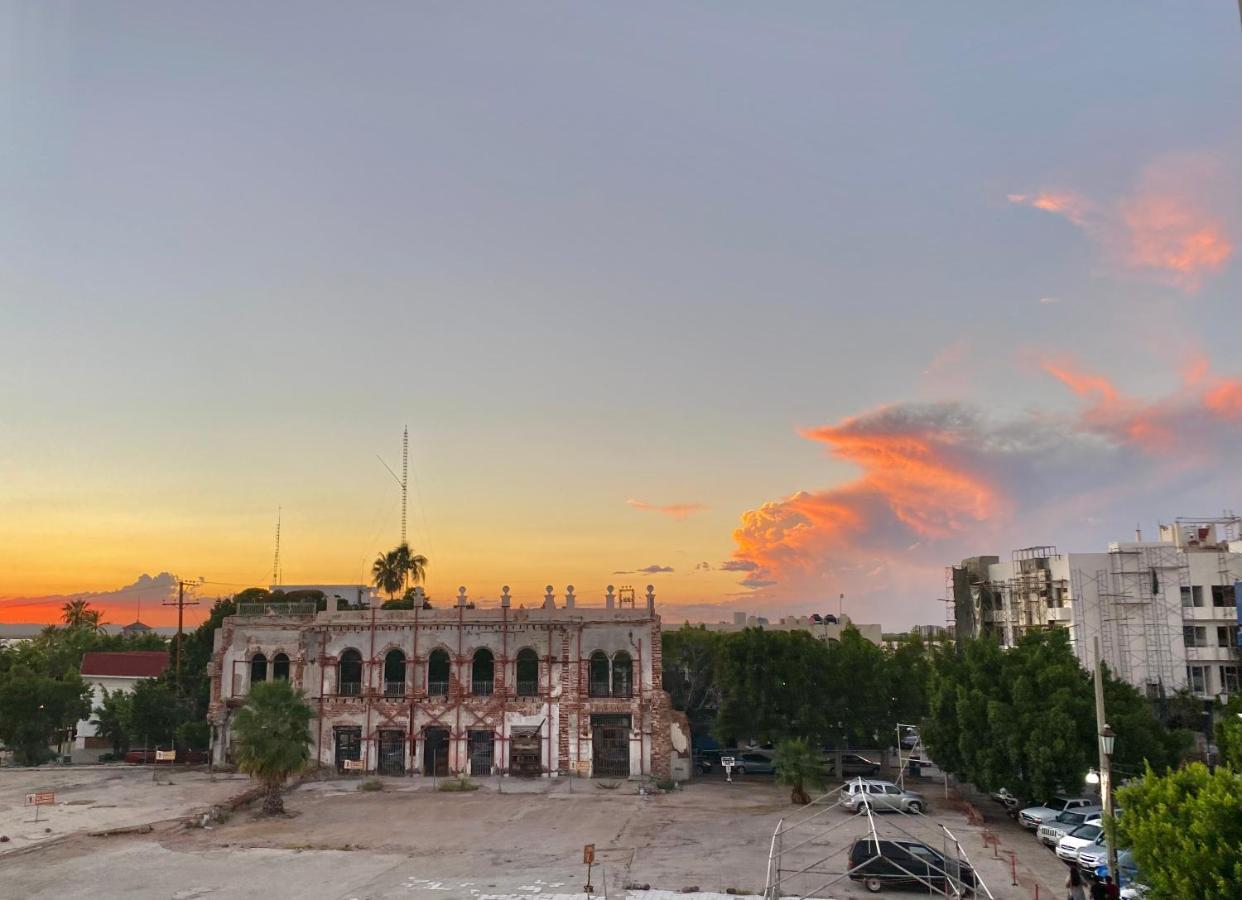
[2,2,1241,629]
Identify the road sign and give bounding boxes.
[721,756,736,783]
[25,792,55,806]
[576,760,591,777]
[155,750,177,762]
[343,758,366,771]
[583,843,595,865]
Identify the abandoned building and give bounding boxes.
[208,584,688,780]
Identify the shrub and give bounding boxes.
[359,778,383,792]
[437,776,479,792]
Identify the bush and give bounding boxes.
[654,775,677,791]
[437,776,479,792]
[358,778,383,792]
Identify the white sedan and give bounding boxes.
[1055,822,1105,863]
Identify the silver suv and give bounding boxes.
[843,778,927,814]
[1037,806,1102,846]
[1018,796,1096,830]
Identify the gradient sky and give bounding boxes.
[3,2,1241,628]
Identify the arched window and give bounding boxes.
[472,648,494,696]
[272,653,290,681]
[612,651,633,698]
[250,653,268,685]
[588,651,610,697]
[338,649,363,696]
[515,648,539,697]
[384,649,406,696]
[427,648,450,697]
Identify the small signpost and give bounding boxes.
[583,843,596,894]
[154,748,176,784]
[721,755,736,783]
[25,791,54,823]
[343,758,366,772]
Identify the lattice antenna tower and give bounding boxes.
[401,426,408,547]
[272,507,282,586]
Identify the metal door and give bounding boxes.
[378,730,405,775]
[509,726,542,777]
[591,714,631,778]
[468,730,494,776]
[334,727,362,774]
[423,726,449,776]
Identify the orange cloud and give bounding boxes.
[626,498,707,520]
[1008,158,1233,293]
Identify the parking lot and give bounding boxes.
[0,764,1070,899]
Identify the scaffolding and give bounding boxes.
[1094,544,1185,696]
[762,779,993,899]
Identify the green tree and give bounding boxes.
[716,628,836,746]
[1214,695,1242,771]
[180,596,236,720]
[233,679,314,815]
[1112,763,1242,899]
[371,549,404,600]
[661,625,722,736]
[775,737,824,805]
[392,542,427,591]
[128,678,190,748]
[886,632,931,729]
[61,598,94,629]
[0,666,91,764]
[91,687,134,756]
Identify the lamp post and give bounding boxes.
[1092,637,1119,887]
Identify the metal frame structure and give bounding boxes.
[763,778,993,899]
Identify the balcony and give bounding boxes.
[383,681,406,698]
[338,681,362,697]
[516,680,539,697]
[472,679,494,697]
[427,680,449,697]
[588,680,611,698]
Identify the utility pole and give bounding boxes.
[165,578,203,691]
[1092,636,1119,887]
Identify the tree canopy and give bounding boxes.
[233,679,313,814]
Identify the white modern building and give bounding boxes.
[695,611,884,646]
[950,517,1242,701]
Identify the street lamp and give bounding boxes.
[1085,767,1100,785]
[1099,724,1115,758]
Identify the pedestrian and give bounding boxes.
[1089,876,1108,900]
[1066,866,1086,900]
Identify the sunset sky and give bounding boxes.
[3,3,1240,629]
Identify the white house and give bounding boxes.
[74,650,170,752]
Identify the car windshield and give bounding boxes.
[1071,824,1102,840]
[1044,798,1066,810]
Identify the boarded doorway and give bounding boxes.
[423,726,450,776]
[509,726,542,777]
[334,726,362,774]
[378,729,405,775]
[468,729,494,776]
[591,714,631,778]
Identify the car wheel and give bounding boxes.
[907,800,923,814]
[864,876,883,893]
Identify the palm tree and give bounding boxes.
[232,679,313,815]
[775,738,825,805]
[61,598,95,629]
[371,549,404,600]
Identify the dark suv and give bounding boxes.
[848,838,976,894]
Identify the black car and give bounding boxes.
[848,838,976,895]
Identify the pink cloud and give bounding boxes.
[627,498,706,520]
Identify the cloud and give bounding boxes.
[613,564,675,575]
[1008,157,1233,293]
[694,561,712,571]
[626,498,707,520]
[0,572,183,626]
[727,360,1242,623]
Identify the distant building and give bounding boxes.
[950,517,1242,701]
[696,611,884,646]
[120,620,152,636]
[74,651,170,752]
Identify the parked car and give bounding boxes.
[989,787,1020,810]
[1037,806,1101,846]
[1075,834,1109,875]
[124,748,208,765]
[1017,796,1096,830]
[824,752,881,777]
[848,837,976,894]
[733,750,776,775]
[1055,822,1105,862]
[843,778,927,814]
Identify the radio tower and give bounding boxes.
[401,426,408,547]
[272,507,282,586]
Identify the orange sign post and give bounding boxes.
[25,791,55,823]
[583,843,596,894]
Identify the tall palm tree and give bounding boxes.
[395,543,428,590]
[371,550,404,600]
[233,680,313,815]
[61,598,94,629]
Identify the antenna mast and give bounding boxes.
[273,507,282,586]
[401,426,408,547]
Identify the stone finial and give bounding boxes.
[564,584,575,608]
[543,585,556,609]
[500,585,511,608]
[646,584,656,613]
[605,584,615,609]
[457,586,468,608]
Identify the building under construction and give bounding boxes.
[207,584,687,780]
[948,517,1242,701]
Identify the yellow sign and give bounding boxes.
[155,750,177,762]
[25,791,55,806]
[343,759,366,771]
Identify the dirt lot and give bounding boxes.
[0,769,1067,899]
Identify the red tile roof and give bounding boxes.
[80,651,169,678]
